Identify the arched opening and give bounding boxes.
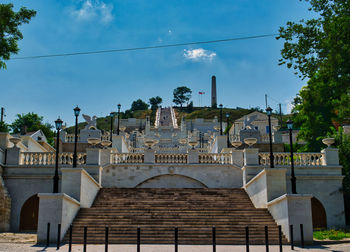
[311,197,327,230]
[19,194,39,232]
[136,174,208,188]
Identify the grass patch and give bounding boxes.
[314,229,350,240]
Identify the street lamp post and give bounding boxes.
[53,117,63,193]
[226,113,230,147]
[219,104,223,135]
[73,106,80,168]
[110,112,114,141]
[266,107,274,168]
[117,104,121,135]
[287,120,297,194]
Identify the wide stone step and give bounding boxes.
[65,188,287,245]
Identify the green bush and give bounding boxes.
[314,229,350,240]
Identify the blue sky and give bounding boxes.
[1,0,314,127]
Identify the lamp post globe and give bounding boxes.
[266,107,274,168]
[110,112,114,142]
[73,106,80,168]
[117,104,121,135]
[287,119,297,194]
[219,104,223,136]
[53,117,63,193]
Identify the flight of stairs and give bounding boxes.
[65,188,287,244]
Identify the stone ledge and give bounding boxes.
[38,193,80,206]
[267,193,313,207]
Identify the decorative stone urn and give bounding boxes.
[322,138,335,148]
[9,137,21,148]
[119,126,126,132]
[178,139,187,145]
[101,140,112,148]
[230,140,242,149]
[188,140,198,150]
[244,138,257,148]
[144,139,156,149]
[87,138,101,148]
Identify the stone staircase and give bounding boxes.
[65,188,287,244]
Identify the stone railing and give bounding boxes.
[154,108,160,128]
[130,148,144,153]
[259,152,323,166]
[155,154,187,164]
[111,153,144,164]
[261,134,270,143]
[64,134,80,143]
[199,153,232,164]
[170,107,178,128]
[20,152,87,165]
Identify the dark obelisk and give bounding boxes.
[211,75,217,108]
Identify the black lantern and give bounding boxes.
[53,117,63,193]
[266,107,274,168]
[219,104,223,135]
[287,119,297,194]
[110,112,114,141]
[73,106,80,168]
[117,104,121,135]
[226,113,230,147]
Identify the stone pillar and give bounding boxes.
[86,148,101,165]
[268,194,313,243]
[243,148,259,166]
[100,148,112,166]
[231,149,243,167]
[6,147,21,165]
[144,149,155,164]
[321,148,339,166]
[37,193,80,243]
[112,135,128,153]
[213,135,227,153]
[188,149,199,164]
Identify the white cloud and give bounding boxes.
[72,0,113,24]
[183,48,216,62]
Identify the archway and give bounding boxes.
[311,197,327,230]
[19,194,39,232]
[136,174,208,188]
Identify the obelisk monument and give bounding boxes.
[211,75,217,108]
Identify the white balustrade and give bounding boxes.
[259,152,323,166]
[64,134,81,143]
[155,154,187,163]
[199,153,232,164]
[170,107,178,128]
[20,152,86,165]
[111,153,144,164]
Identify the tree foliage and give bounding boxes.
[11,113,54,144]
[130,99,149,111]
[0,121,9,132]
[278,0,350,151]
[149,96,162,111]
[0,3,36,69]
[173,86,192,108]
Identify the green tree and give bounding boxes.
[149,96,162,111]
[130,99,149,111]
[0,121,9,132]
[0,3,36,69]
[11,113,54,144]
[277,0,350,150]
[173,86,192,109]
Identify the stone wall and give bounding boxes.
[0,167,11,232]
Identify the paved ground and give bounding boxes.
[1,243,350,252]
